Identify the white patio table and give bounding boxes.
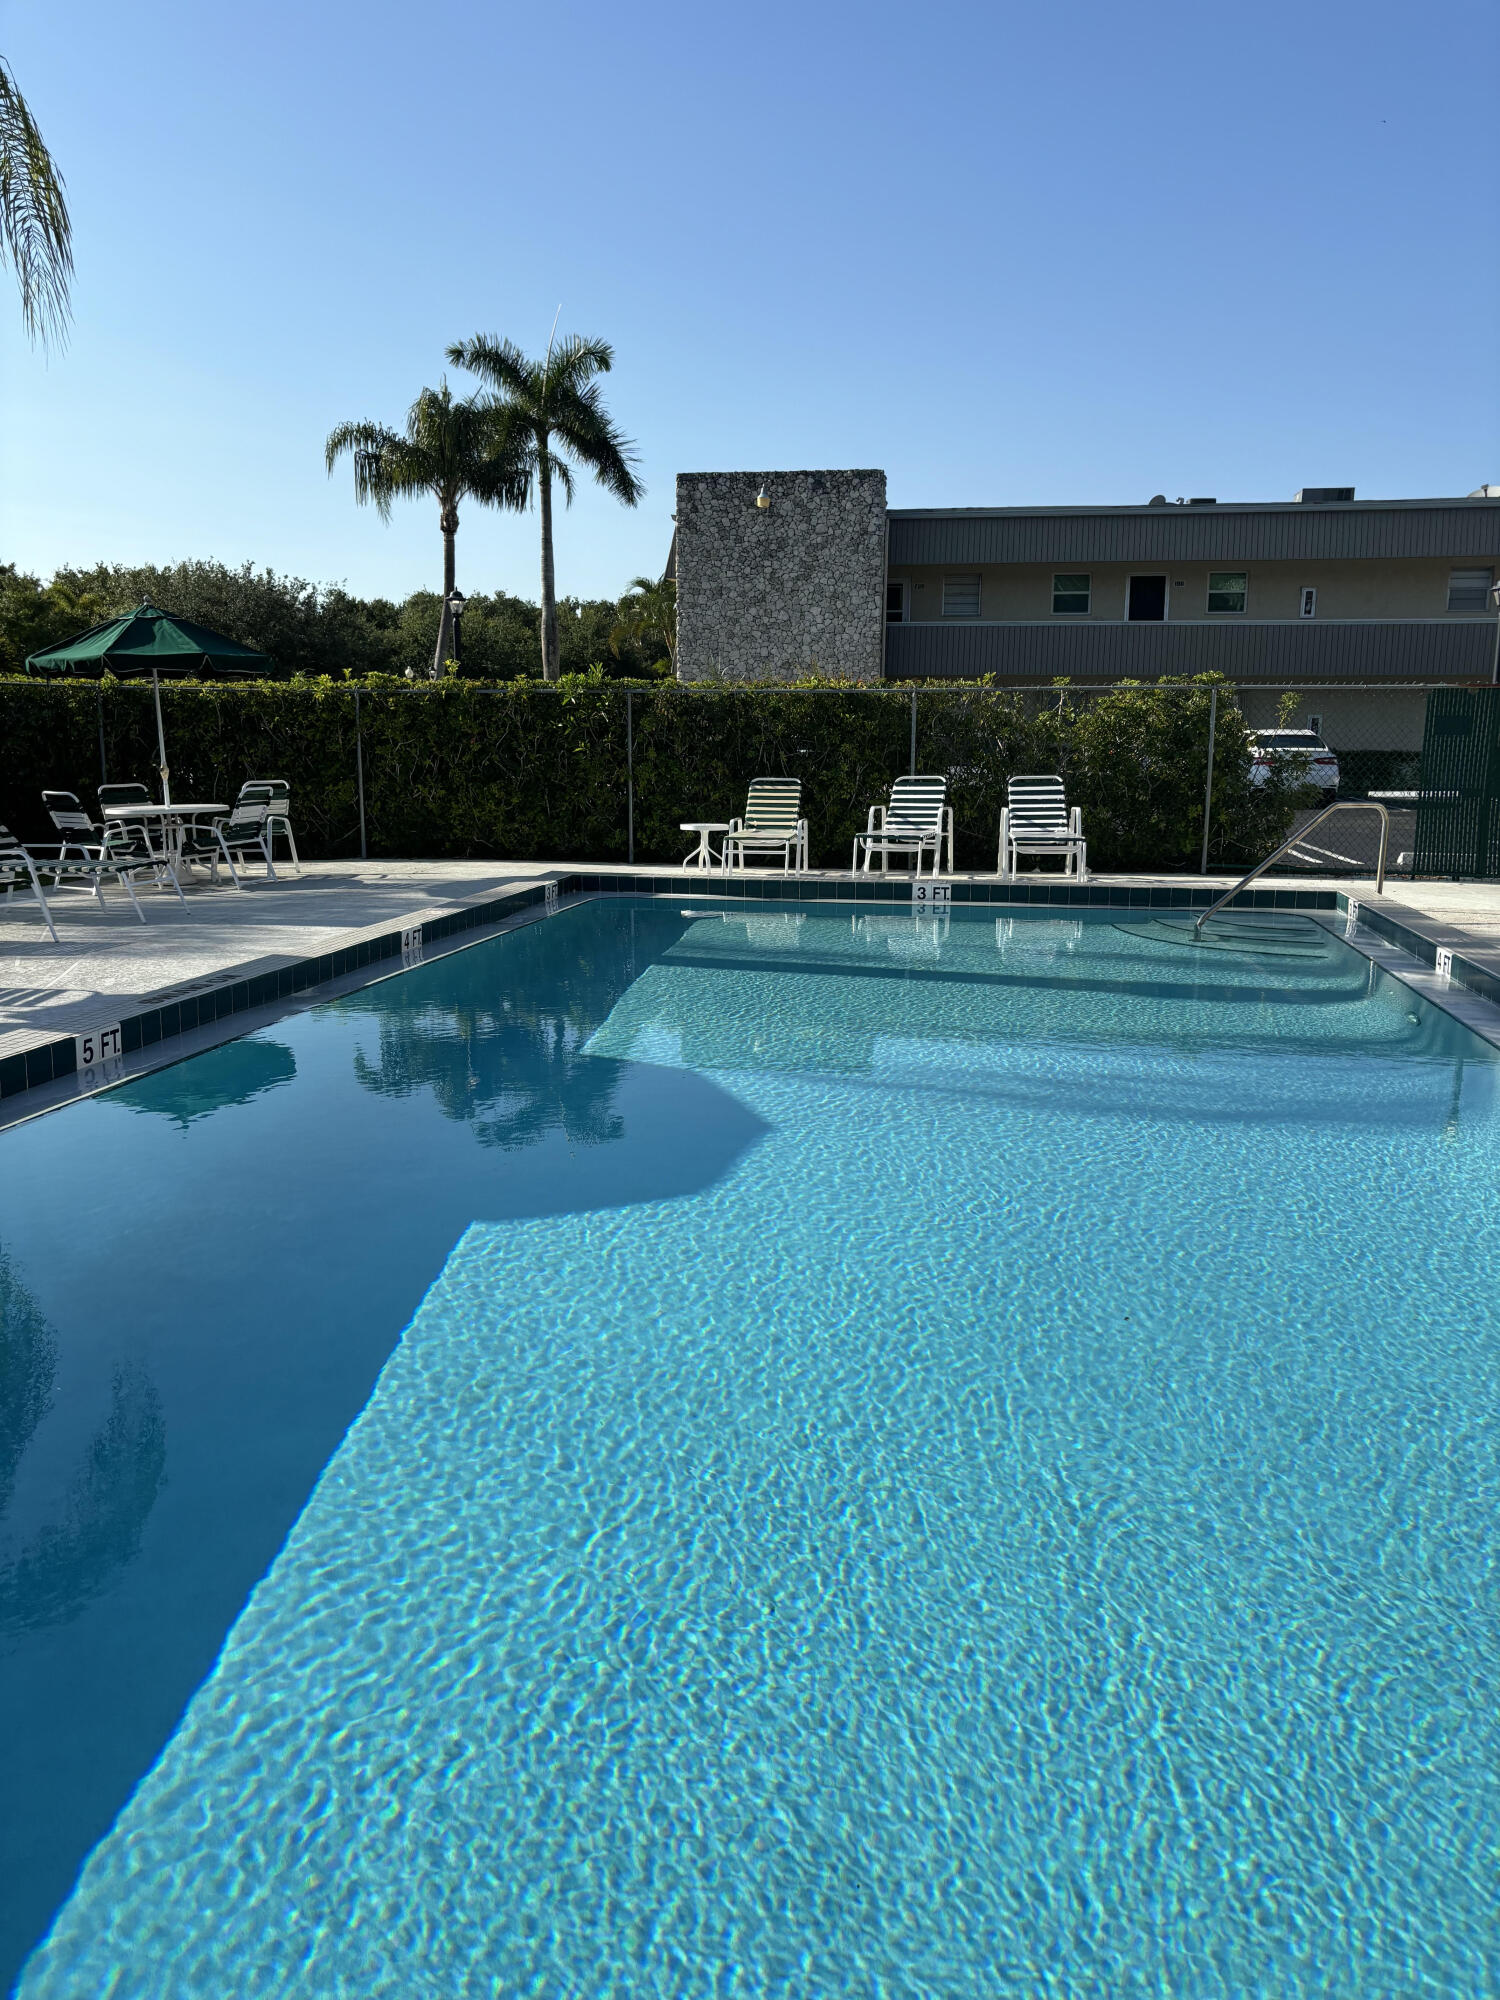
[679,821,731,870]
[102,802,226,875]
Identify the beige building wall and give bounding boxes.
[891,558,1491,623]
[1234,688,1430,750]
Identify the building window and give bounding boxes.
[886,579,908,623]
[1300,587,1317,618]
[942,574,982,619]
[1052,574,1091,615]
[1207,571,1248,613]
[1447,567,1495,612]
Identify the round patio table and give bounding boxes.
[102,803,226,872]
[680,820,736,868]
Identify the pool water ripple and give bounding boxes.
[9,904,1500,1995]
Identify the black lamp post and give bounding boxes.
[447,588,466,674]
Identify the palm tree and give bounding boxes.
[1,56,73,347]
[325,382,527,675]
[610,574,676,673]
[447,331,642,682]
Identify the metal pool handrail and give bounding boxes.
[1194,800,1390,938]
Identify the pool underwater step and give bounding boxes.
[0,871,1349,1109]
[1115,914,1334,960]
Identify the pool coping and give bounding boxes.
[5,865,1497,1112]
[0,880,565,1106]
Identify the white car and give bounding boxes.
[1248,729,1340,796]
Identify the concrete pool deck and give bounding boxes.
[5,857,1500,1109]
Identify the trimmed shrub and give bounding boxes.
[0,673,1297,870]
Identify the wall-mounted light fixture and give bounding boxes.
[755,486,771,510]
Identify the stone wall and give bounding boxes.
[674,469,887,682]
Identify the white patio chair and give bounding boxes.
[179,799,276,889]
[852,775,953,877]
[998,775,1088,881]
[238,778,301,872]
[721,778,807,873]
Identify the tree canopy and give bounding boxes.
[326,381,532,674]
[447,332,643,681]
[0,560,675,681]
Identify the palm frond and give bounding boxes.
[0,59,73,348]
[446,334,538,404]
[548,453,576,506]
[610,574,676,661]
[543,333,614,392]
[548,374,643,507]
[325,419,405,520]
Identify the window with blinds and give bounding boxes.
[942,574,982,618]
[1447,567,1495,612]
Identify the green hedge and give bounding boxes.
[0,674,1301,872]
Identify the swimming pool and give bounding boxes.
[2,899,1496,1994]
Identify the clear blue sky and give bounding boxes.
[3,0,1495,607]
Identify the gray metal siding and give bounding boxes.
[887,504,1500,567]
[883,620,1498,682]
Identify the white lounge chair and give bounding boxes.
[853,775,952,877]
[3,823,174,936]
[721,778,807,873]
[42,789,185,902]
[1,825,59,942]
[998,775,1088,881]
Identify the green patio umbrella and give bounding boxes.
[25,601,271,805]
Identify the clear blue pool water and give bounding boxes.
[2,899,1497,1996]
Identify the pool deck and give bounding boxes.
[4,857,1500,1107]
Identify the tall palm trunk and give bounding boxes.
[538,447,559,683]
[432,498,459,678]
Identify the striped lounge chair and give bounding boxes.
[3,821,170,938]
[1,825,59,942]
[721,778,808,873]
[997,775,1088,881]
[852,775,953,877]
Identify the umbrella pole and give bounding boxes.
[152,668,171,805]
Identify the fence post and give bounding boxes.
[910,687,917,776]
[354,686,368,860]
[1199,686,1219,873]
[97,685,107,786]
[626,689,635,864]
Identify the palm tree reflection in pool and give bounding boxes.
[0,1252,166,1637]
[349,924,639,1152]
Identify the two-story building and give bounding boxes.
[671,471,1500,688]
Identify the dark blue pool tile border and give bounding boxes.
[0,880,556,1105]
[571,870,1339,916]
[1334,892,1500,1008]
